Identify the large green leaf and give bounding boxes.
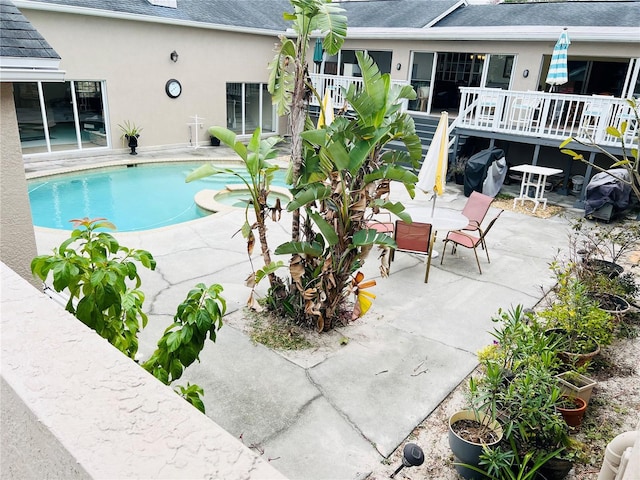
[274,241,323,256]
[352,229,396,248]
[312,2,347,55]
[209,126,248,160]
[308,211,339,246]
[364,165,419,185]
[287,183,332,211]
[186,164,235,183]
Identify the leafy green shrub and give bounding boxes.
[31,217,156,358]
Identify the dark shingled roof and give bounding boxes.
[19,0,293,30]
[338,0,461,28]
[0,0,60,59]
[434,1,640,28]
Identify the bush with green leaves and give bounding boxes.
[31,218,225,413]
[31,217,156,358]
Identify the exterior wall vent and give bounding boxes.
[147,0,177,8]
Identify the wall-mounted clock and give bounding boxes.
[165,79,182,98]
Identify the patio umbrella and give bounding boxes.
[317,90,334,128]
[545,28,571,90]
[313,38,324,64]
[417,111,449,215]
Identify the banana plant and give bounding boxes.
[268,0,347,242]
[186,127,286,307]
[273,51,422,331]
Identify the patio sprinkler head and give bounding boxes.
[389,443,424,478]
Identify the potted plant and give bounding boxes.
[539,264,614,367]
[118,120,143,155]
[556,396,587,428]
[555,371,597,406]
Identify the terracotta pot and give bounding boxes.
[557,396,587,428]
[546,328,600,368]
[448,410,503,480]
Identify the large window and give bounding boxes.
[323,49,392,76]
[226,83,274,135]
[13,81,107,154]
[409,52,435,112]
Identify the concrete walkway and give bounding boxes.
[30,146,583,480]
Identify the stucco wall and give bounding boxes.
[21,9,282,149]
[0,82,39,287]
[0,263,288,480]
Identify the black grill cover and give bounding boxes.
[585,169,631,217]
[463,148,506,197]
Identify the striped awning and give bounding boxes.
[546,29,571,87]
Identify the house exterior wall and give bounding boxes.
[338,38,639,92]
[21,9,282,150]
[0,82,39,287]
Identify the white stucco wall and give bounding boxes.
[0,263,288,480]
[0,82,39,287]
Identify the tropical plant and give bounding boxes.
[560,97,640,204]
[271,51,421,331]
[268,0,347,242]
[31,217,156,358]
[204,1,422,331]
[186,128,286,308]
[118,120,143,138]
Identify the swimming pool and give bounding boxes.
[28,162,287,231]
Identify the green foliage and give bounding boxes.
[270,51,420,330]
[143,283,225,385]
[470,306,568,462]
[268,0,347,115]
[539,263,615,350]
[459,435,563,480]
[30,217,156,358]
[175,383,206,414]
[117,120,143,138]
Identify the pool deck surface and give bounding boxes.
[30,146,584,480]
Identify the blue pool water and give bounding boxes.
[28,162,286,231]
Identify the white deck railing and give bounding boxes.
[308,73,410,110]
[458,87,638,149]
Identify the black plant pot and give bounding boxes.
[455,172,465,185]
[126,134,139,155]
[583,259,624,278]
[210,135,220,147]
[540,457,574,480]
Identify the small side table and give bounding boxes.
[510,164,563,213]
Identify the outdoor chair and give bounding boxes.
[460,191,494,235]
[391,220,434,282]
[440,210,503,274]
[509,96,541,131]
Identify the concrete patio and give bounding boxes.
[30,146,583,479]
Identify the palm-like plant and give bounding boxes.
[268,0,347,241]
[273,51,421,331]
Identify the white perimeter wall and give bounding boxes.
[0,263,287,480]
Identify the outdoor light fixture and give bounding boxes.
[170,50,179,62]
[389,443,424,478]
[523,69,530,78]
[396,63,402,70]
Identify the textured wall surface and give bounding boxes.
[0,83,39,287]
[0,263,288,480]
